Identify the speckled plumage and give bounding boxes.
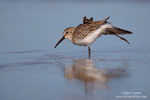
[72,17,109,40]
[54,16,132,59]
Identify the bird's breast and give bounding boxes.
[72,24,112,46]
[72,28,104,46]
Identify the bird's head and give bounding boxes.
[54,27,75,48]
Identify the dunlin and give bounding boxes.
[54,16,132,59]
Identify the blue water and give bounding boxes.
[0,1,150,100]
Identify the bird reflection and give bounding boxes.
[64,59,128,93]
[64,59,108,84]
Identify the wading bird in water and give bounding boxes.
[54,16,132,59]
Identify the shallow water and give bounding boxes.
[0,1,150,100]
[0,48,150,100]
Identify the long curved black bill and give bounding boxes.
[54,36,65,48]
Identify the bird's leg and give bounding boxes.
[114,34,130,44]
[88,46,91,59]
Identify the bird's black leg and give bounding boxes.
[88,46,91,59]
[114,34,130,44]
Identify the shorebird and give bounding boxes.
[54,16,132,59]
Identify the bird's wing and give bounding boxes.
[103,27,132,44]
[73,24,97,40]
[73,17,110,40]
[83,16,93,24]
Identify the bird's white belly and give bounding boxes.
[73,24,112,46]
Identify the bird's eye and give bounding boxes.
[66,31,68,34]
